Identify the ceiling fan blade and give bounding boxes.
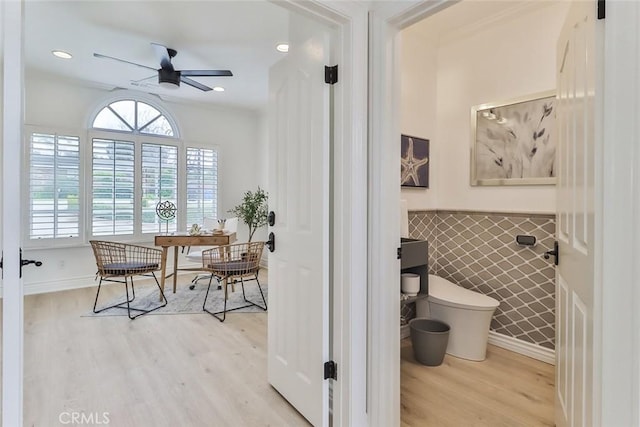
[93,53,157,72]
[151,43,174,71]
[180,76,212,92]
[131,74,157,83]
[181,70,233,77]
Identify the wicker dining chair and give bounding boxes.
[90,240,167,319]
[201,241,267,322]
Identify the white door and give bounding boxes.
[267,12,331,427]
[555,2,598,426]
[2,1,25,425]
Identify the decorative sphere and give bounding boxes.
[155,201,177,221]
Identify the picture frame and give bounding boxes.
[470,90,556,186]
[401,134,429,188]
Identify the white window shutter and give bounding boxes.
[28,133,80,241]
[91,138,135,236]
[141,143,178,233]
[186,147,218,227]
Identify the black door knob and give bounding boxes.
[266,232,276,253]
[543,241,559,266]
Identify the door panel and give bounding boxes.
[555,2,597,426]
[267,12,330,427]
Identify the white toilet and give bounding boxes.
[417,274,499,361]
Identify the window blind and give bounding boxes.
[92,138,135,236]
[28,133,80,240]
[141,143,178,233]
[186,147,218,226]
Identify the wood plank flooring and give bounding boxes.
[22,275,310,427]
[401,339,555,427]
[13,274,553,426]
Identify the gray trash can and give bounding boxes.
[409,318,450,366]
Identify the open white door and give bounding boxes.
[2,1,25,425]
[555,2,599,426]
[267,12,331,427]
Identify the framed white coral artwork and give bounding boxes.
[471,90,556,186]
[401,134,429,188]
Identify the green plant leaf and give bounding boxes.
[228,187,268,242]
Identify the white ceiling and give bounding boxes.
[405,0,551,43]
[25,1,291,111]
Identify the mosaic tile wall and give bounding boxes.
[408,210,556,350]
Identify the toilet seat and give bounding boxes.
[428,274,499,310]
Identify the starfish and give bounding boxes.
[401,137,429,185]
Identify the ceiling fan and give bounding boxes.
[94,43,233,92]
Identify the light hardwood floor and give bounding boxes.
[15,275,553,426]
[23,274,310,427]
[401,339,555,427]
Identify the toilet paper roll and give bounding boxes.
[401,273,420,296]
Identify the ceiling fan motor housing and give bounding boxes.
[158,68,181,87]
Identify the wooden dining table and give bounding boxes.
[154,231,237,298]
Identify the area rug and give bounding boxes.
[83,279,268,317]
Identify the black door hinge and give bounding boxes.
[598,0,605,19]
[397,247,402,260]
[324,360,337,380]
[325,65,338,85]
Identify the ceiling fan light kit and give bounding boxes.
[158,68,181,89]
[94,43,233,92]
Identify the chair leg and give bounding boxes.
[93,274,167,320]
[203,275,227,322]
[203,274,266,322]
[240,275,267,311]
[93,277,135,314]
[254,275,268,310]
[124,274,168,320]
[189,273,214,290]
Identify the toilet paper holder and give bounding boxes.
[515,234,536,247]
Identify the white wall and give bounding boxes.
[21,73,267,293]
[399,29,439,211]
[401,2,569,214]
[253,110,269,244]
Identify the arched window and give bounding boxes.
[92,99,177,137]
[25,96,218,247]
[89,98,181,237]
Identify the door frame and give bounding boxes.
[2,0,370,425]
[368,1,640,426]
[2,1,26,426]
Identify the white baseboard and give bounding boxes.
[24,274,97,296]
[488,331,555,365]
[17,270,201,296]
[10,265,270,297]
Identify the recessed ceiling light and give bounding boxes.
[276,43,289,53]
[213,86,225,92]
[52,50,72,59]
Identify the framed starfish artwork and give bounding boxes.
[401,134,429,188]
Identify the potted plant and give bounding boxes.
[228,187,268,242]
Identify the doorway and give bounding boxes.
[396,2,563,424]
[12,1,364,426]
[370,1,640,426]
